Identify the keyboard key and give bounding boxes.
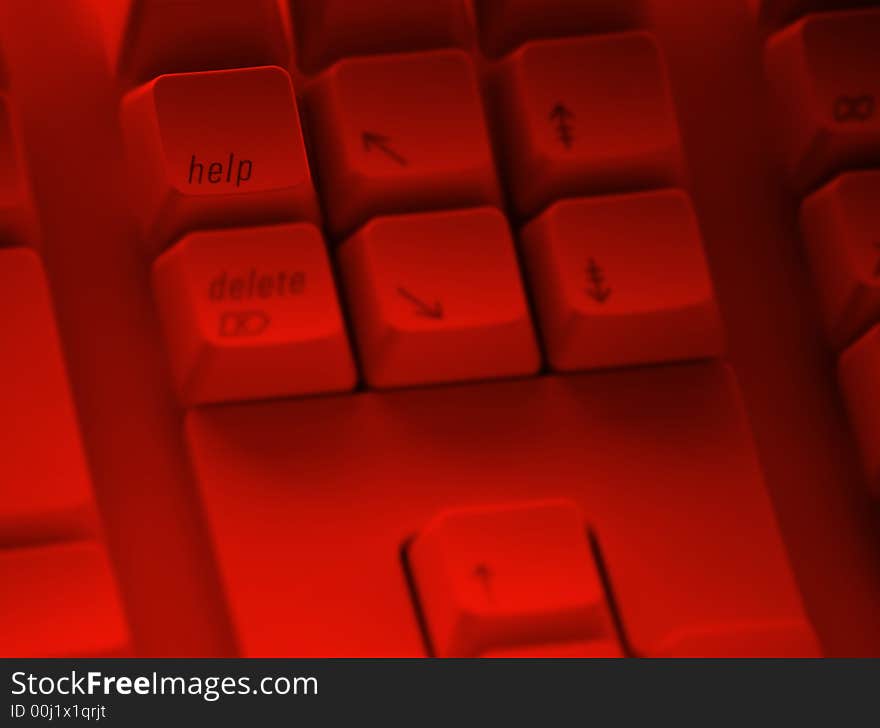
[839,324,880,497]
[521,190,724,372]
[152,223,356,405]
[186,363,817,656]
[801,171,880,348]
[0,248,99,545]
[337,207,540,389]
[491,32,685,219]
[121,66,320,254]
[0,94,36,249]
[1,541,130,657]
[291,0,470,73]
[765,10,880,190]
[305,50,503,238]
[475,0,646,57]
[102,0,289,82]
[408,501,621,657]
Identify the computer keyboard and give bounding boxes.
[1,0,879,658]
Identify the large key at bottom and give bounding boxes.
[185,363,819,656]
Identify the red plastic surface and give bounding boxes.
[801,171,880,348]
[1,541,130,657]
[292,0,470,73]
[0,248,100,546]
[765,9,880,192]
[152,223,356,404]
[0,93,36,249]
[520,190,724,371]
[490,31,685,219]
[304,49,502,238]
[408,501,622,657]
[0,0,879,657]
[121,65,320,253]
[337,207,539,388]
[185,364,818,657]
[474,0,646,57]
[115,0,289,82]
[756,0,879,25]
[839,325,880,497]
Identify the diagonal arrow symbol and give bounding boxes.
[362,131,408,166]
[397,287,443,319]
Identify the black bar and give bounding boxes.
[2,658,878,726]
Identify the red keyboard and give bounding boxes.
[1,0,879,657]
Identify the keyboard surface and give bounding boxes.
[1,0,879,657]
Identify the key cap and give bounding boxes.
[186,363,819,656]
[491,32,685,220]
[408,501,621,657]
[93,0,289,83]
[765,10,880,191]
[305,50,503,238]
[152,223,356,405]
[121,66,320,254]
[801,171,880,349]
[1,541,130,657]
[839,324,880,497]
[521,190,724,372]
[0,93,37,249]
[337,207,540,389]
[0,248,99,545]
[475,0,646,57]
[291,0,470,73]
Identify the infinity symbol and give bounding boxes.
[218,310,271,337]
[833,95,875,123]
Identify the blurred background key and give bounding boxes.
[753,0,879,25]
[765,10,880,191]
[0,93,37,249]
[1,541,130,657]
[800,171,880,349]
[291,0,470,73]
[475,0,646,57]
[0,248,100,546]
[91,0,290,83]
